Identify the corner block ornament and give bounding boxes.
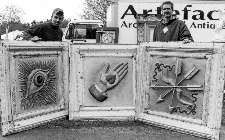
[149,59,204,115]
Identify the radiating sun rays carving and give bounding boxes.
[18,59,58,110]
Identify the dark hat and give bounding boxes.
[52,8,64,16]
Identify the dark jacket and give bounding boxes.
[153,19,194,42]
[23,22,63,41]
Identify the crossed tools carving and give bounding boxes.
[150,60,204,114]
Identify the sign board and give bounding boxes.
[136,42,225,140]
[118,2,225,44]
[0,41,69,136]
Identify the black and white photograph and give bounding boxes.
[0,0,225,140]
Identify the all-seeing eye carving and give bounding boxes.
[18,60,57,110]
[26,69,50,98]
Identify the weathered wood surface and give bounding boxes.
[137,42,225,140]
[69,44,138,121]
[0,41,69,136]
[0,41,225,140]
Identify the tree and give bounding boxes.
[80,0,112,26]
[31,20,37,27]
[0,4,26,35]
[30,18,71,28]
[0,21,30,36]
[60,18,71,28]
[0,4,25,23]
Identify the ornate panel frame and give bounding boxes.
[69,44,138,120]
[136,42,225,140]
[1,41,69,136]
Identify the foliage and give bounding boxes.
[60,18,71,28]
[0,4,25,23]
[0,22,30,36]
[80,0,113,26]
[0,4,27,36]
[29,18,70,28]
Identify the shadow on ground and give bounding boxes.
[1,118,224,140]
[0,100,224,140]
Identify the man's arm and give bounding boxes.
[60,29,63,41]
[179,22,194,42]
[22,25,42,41]
[153,28,156,42]
[153,24,159,42]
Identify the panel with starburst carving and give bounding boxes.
[17,58,59,111]
[1,41,69,136]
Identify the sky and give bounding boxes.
[0,0,85,23]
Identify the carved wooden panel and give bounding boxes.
[136,42,225,140]
[69,44,138,120]
[148,57,205,118]
[16,58,59,111]
[1,41,69,136]
[1,41,225,140]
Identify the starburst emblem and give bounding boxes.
[150,59,204,115]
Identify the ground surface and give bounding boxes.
[0,100,224,140]
[0,119,225,140]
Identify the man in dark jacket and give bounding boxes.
[21,8,64,41]
[153,1,194,44]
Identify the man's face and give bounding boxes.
[162,4,173,18]
[51,13,64,26]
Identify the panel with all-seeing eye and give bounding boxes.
[1,41,69,136]
[17,58,59,111]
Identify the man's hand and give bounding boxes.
[30,36,42,42]
[182,38,192,44]
[14,33,24,41]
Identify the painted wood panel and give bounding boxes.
[69,44,138,120]
[136,42,225,140]
[0,41,69,136]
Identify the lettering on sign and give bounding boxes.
[120,4,225,29]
